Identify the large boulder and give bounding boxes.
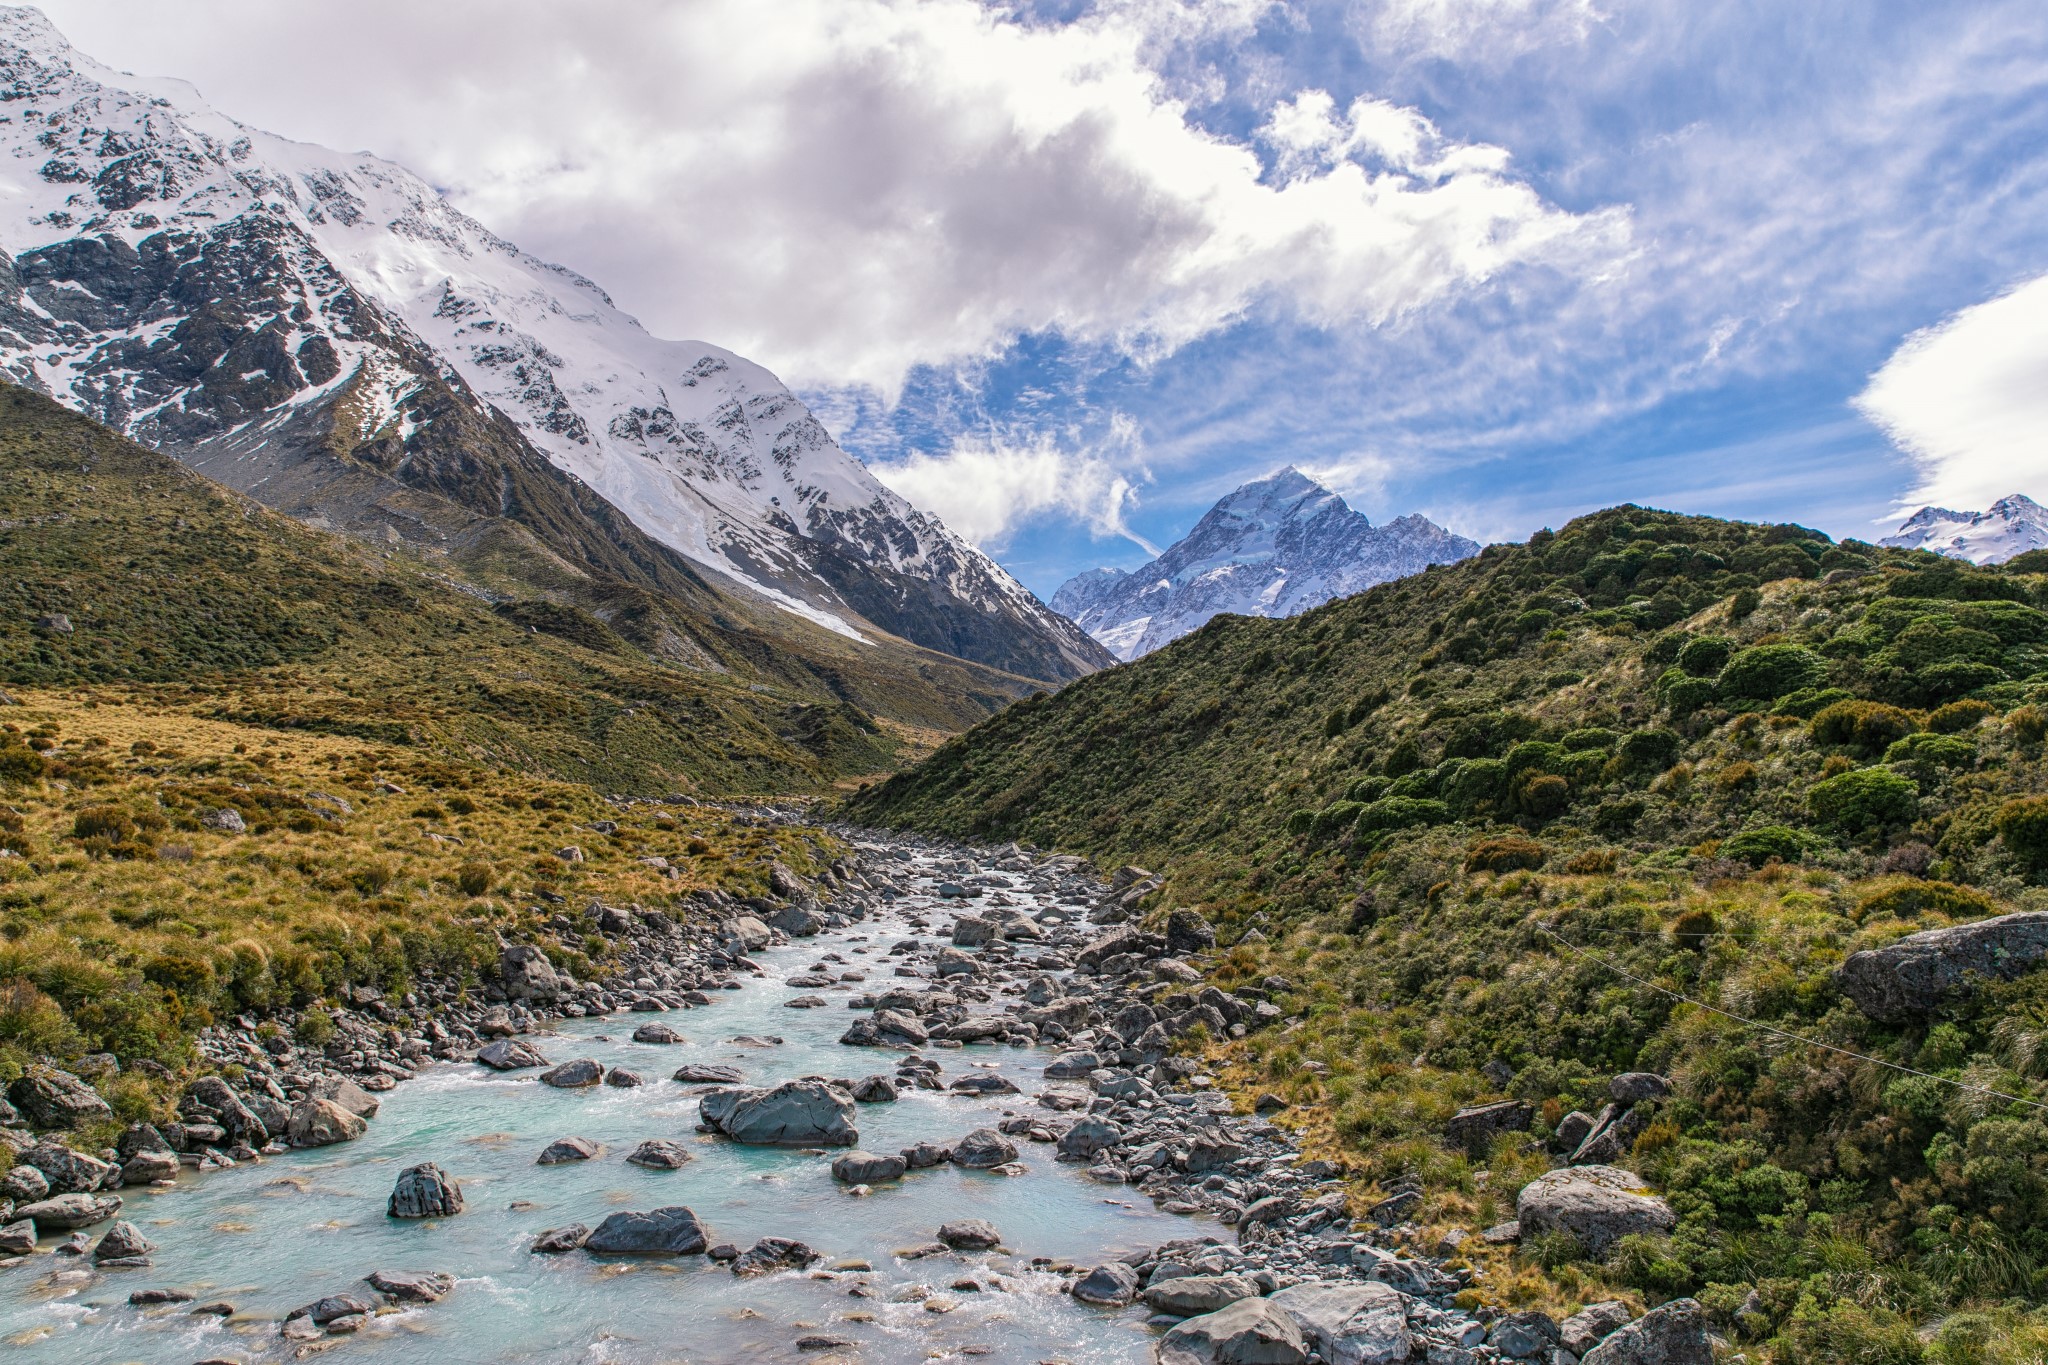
[19,1192,121,1230]
[937,1219,1002,1250]
[585,1205,708,1255]
[289,1293,378,1326]
[949,1128,1019,1169]
[1836,912,2048,1021]
[1144,1274,1262,1317]
[1516,1165,1674,1256]
[92,1220,155,1264]
[1580,1298,1711,1365]
[187,1076,268,1145]
[121,1150,179,1184]
[1157,1297,1309,1365]
[23,1145,115,1194]
[1267,1282,1410,1365]
[767,903,821,937]
[537,1137,598,1165]
[499,944,565,1002]
[626,1139,693,1170]
[288,1099,367,1147]
[306,1076,381,1120]
[1071,1261,1141,1306]
[699,1080,858,1146]
[1165,910,1216,955]
[632,1022,684,1045]
[539,1059,605,1088]
[476,1039,550,1071]
[730,1236,820,1276]
[831,1150,907,1183]
[1444,1100,1532,1155]
[672,1064,745,1084]
[723,915,773,951]
[1560,1302,1635,1355]
[8,1067,112,1129]
[1058,1116,1122,1161]
[365,1269,455,1303]
[388,1163,463,1219]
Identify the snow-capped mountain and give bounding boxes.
[0,8,1108,681]
[1051,467,1479,661]
[1880,495,2048,565]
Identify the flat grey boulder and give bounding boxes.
[1157,1297,1309,1364]
[1071,1261,1141,1306]
[8,1067,111,1129]
[539,1059,604,1088]
[831,1150,907,1182]
[532,1223,590,1253]
[288,1292,377,1325]
[672,1063,744,1085]
[23,1144,115,1194]
[1580,1298,1711,1365]
[585,1205,708,1255]
[852,1075,899,1102]
[626,1139,693,1170]
[1144,1274,1261,1317]
[1267,1281,1410,1365]
[950,1127,1019,1168]
[1836,911,2048,1021]
[365,1269,454,1302]
[730,1236,819,1276]
[723,915,773,951]
[1560,1301,1635,1355]
[306,1076,381,1119]
[476,1040,549,1071]
[19,1192,120,1230]
[537,1137,598,1165]
[1058,1116,1122,1160]
[1516,1165,1673,1256]
[288,1098,367,1147]
[1444,1099,1532,1154]
[632,1022,684,1044]
[1609,1072,1672,1103]
[937,1218,1002,1250]
[0,1219,32,1255]
[1045,1050,1105,1079]
[388,1163,462,1219]
[92,1220,155,1263]
[700,1080,857,1146]
[121,1150,179,1184]
[499,944,564,1002]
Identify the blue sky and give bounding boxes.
[40,0,2048,601]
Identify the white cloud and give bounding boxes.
[1857,272,2048,514]
[870,418,1158,553]
[1351,0,1607,65]
[34,0,1618,395]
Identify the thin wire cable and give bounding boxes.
[1535,924,2048,1115]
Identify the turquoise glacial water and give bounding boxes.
[0,900,1206,1363]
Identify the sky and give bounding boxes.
[31,0,2048,599]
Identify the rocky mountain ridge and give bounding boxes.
[1052,468,1477,660]
[1881,492,2048,565]
[0,7,1109,683]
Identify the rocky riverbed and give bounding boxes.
[0,817,1690,1364]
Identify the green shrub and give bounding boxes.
[1997,797,2048,870]
[1561,727,1619,751]
[1465,836,1546,874]
[1855,880,1999,923]
[2013,705,2048,745]
[1773,686,1853,719]
[1717,643,1827,703]
[1618,729,1682,772]
[1811,700,1919,755]
[1382,739,1424,777]
[1442,759,1507,816]
[1916,660,2007,703]
[1720,825,1815,868]
[1311,801,1366,838]
[1285,809,1316,836]
[1517,773,1571,819]
[294,1007,336,1046]
[1657,670,1718,713]
[1728,586,1762,620]
[1928,699,1997,733]
[1882,732,1976,769]
[0,738,46,786]
[1676,635,1735,677]
[1356,797,1449,833]
[455,861,493,896]
[1809,767,1918,832]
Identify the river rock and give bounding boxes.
[934,948,976,977]
[1156,1296,1307,1364]
[92,1220,155,1264]
[476,1039,550,1070]
[731,1236,820,1276]
[1264,1282,1411,1365]
[539,1059,604,1088]
[302,1076,380,1120]
[949,1128,1018,1168]
[288,1292,377,1325]
[23,1145,115,1194]
[585,1205,709,1255]
[1580,1298,1711,1364]
[365,1269,454,1303]
[499,945,564,1002]
[537,1137,598,1165]
[723,915,773,951]
[1609,1072,1672,1103]
[121,1150,179,1184]
[128,1288,194,1304]
[1058,1116,1122,1160]
[1,1165,48,1202]
[19,1192,120,1230]
[700,1080,858,1146]
[851,1075,898,1102]
[1836,912,2048,1021]
[1144,1274,1261,1317]
[1164,910,1216,955]
[288,1099,367,1147]
[1071,1261,1141,1306]
[605,1068,644,1088]
[632,1022,683,1044]
[938,1218,1002,1250]
[1044,1050,1104,1079]
[952,917,997,947]
[532,1224,590,1253]
[0,1219,32,1255]
[1560,1301,1635,1354]
[1444,1099,1532,1154]
[831,1150,907,1182]
[1516,1165,1673,1256]
[626,1139,693,1170]
[388,1163,463,1218]
[8,1066,112,1129]
[672,1064,744,1084]
[901,1140,950,1169]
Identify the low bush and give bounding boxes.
[1811,700,1919,756]
[1996,796,2048,871]
[1854,879,1998,923]
[1464,836,1547,874]
[1718,643,1827,704]
[1927,699,1997,734]
[1809,767,1919,833]
[1720,825,1815,868]
[1356,797,1449,834]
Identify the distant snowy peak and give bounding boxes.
[1052,467,1479,661]
[1881,494,2048,565]
[0,7,1108,681]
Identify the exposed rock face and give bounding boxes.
[1266,1282,1411,1365]
[287,1098,367,1147]
[1579,1298,1712,1365]
[7,1066,111,1128]
[698,1080,857,1146]
[387,1163,463,1219]
[1444,1100,1532,1154]
[584,1205,708,1255]
[1836,912,2048,1021]
[1516,1165,1674,1256]
[1155,1296,1309,1364]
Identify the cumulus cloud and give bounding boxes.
[1350,0,1608,65]
[1857,272,2048,514]
[36,0,1619,394]
[869,417,1157,553]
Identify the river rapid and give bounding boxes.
[0,834,1226,1365]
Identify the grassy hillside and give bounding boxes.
[0,382,989,793]
[851,506,2048,1361]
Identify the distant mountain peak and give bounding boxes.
[1051,469,1478,660]
[1880,493,2048,564]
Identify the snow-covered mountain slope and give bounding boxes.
[1051,468,1479,660]
[0,7,1109,682]
[1880,495,2048,565]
